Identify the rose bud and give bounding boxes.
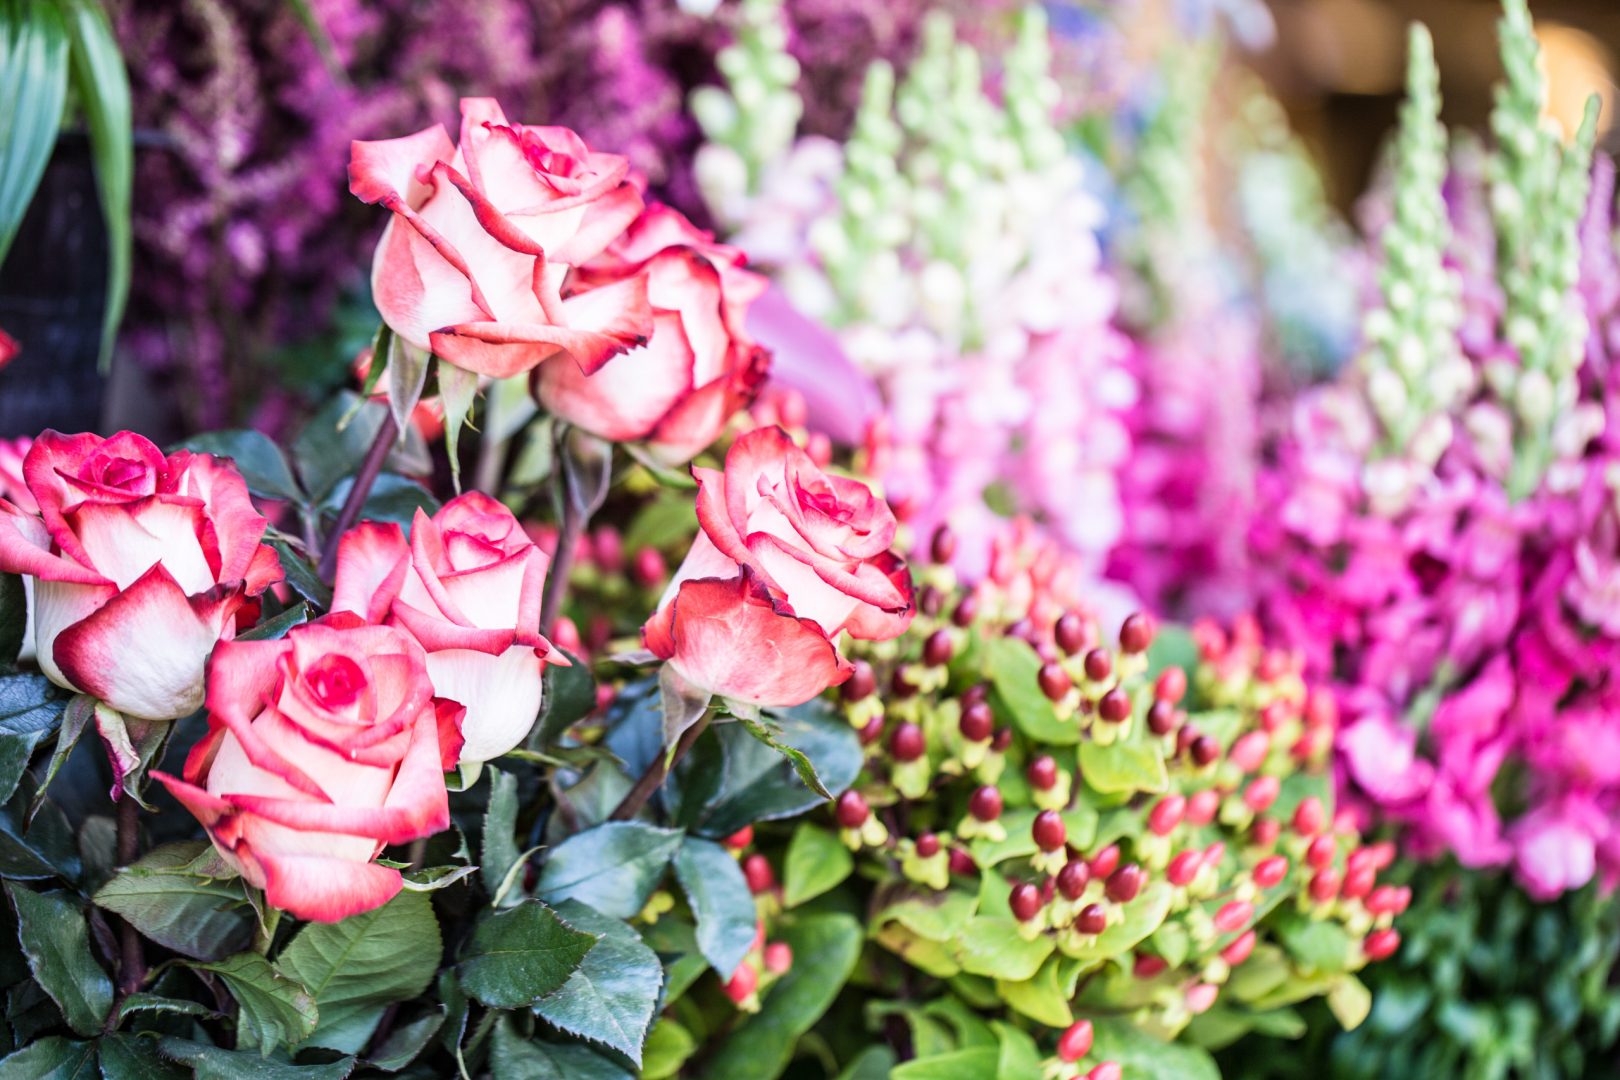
[1033,811,1067,852]
[723,961,759,1004]
[1309,868,1342,902]
[1090,844,1121,879]
[724,826,754,850]
[959,701,994,742]
[0,433,282,723]
[1038,661,1073,702]
[1009,883,1042,922]
[1149,795,1187,836]
[930,525,957,565]
[1075,903,1108,935]
[1026,755,1059,790]
[1098,688,1132,723]
[1364,928,1401,960]
[1167,850,1203,887]
[888,722,925,762]
[915,833,941,858]
[969,786,1003,822]
[1305,833,1336,870]
[1253,855,1290,889]
[1119,612,1154,653]
[842,660,878,702]
[1147,700,1178,735]
[743,854,776,894]
[1243,775,1281,812]
[1054,612,1089,655]
[1057,1019,1094,1062]
[1155,666,1187,704]
[1105,864,1144,903]
[643,428,914,708]
[1221,929,1258,966]
[1229,731,1270,773]
[1083,648,1113,682]
[1134,953,1169,978]
[1214,900,1254,934]
[836,791,871,829]
[948,848,977,876]
[153,620,451,922]
[1186,789,1221,826]
[1057,859,1091,900]
[763,942,793,974]
[1293,796,1327,836]
[1089,1064,1123,1080]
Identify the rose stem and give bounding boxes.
[115,795,146,994]
[538,435,590,638]
[608,713,712,822]
[317,410,400,583]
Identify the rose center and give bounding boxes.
[304,654,368,710]
[83,453,154,493]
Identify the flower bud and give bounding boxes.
[723,961,758,1004]
[1221,929,1257,966]
[1214,900,1253,934]
[763,942,793,974]
[1057,859,1091,900]
[1243,775,1281,812]
[1155,666,1187,704]
[1364,927,1400,960]
[915,833,941,858]
[836,791,870,829]
[923,629,953,667]
[743,855,775,894]
[1026,754,1059,790]
[1167,850,1203,887]
[1083,648,1113,682]
[888,722,925,762]
[1105,864,1144,903]
[1293,797,1327,836]
[1305,834,1336,870]
[948,848,976,876]
[1075,903,1108,935]
[1039,661,1073,702]
[1054,612,1089,655]
[1309,867,1341,902]
[1119,613,1154,653]
[1149,796,1187,836]
[1098,688,1131,723]
[1089,844,1121,879]
[724,826,754,850]
[1253,855,1289,889]
[1089,1061,1123,1080]
[959,700,994,742]
[842,661,877,702]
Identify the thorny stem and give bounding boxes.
[609,714,712,821]
[116,795,146,996]
[317,410,400,583]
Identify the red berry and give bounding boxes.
[1214,900,1253,934]
[1190,735,1220,766]
[841,661,877,702]
[1253,854,1289,889]
[959,701,994,742]
[1257,648,1290,682]
[1203,840,1228,866]
[1305,688,1338,728]
[764,943,794,975]
[836,790,870,829]
[889,722,925,762]
[1089,844,1121,879]
[1305,833,1336,870]
[1186,789,1221,826]
[1364,927,1401,961]
[1146,700,1178,735]
[1221,929,1257,966]
[1192,618,1226,660]
[1089,1062,1123,1080]
[1083,648,1113,681]
[1176,726,1201,755]
[1293,796,1327,836]
[1054,612,1090,655]
[723,961,758,1003]
[1148,795,1187,836]
[1010,882,1042,922]
[1155,666,1188,704]
[631,546,667,587]
[1342,863,1376,901]
[890,667,918,699]
[1105,864,1144,903]
[743,855,775,894]
[1259,700,1291,731]
[1038,662,1073,702]
[923,629,954,668]
[1119,613,1154,653]
[1309,868,1342,902]
[1076,903,1108,935]
[1250,817,1281,847]
[917,584,945,618]
[1244,775,1281,812]
[1057,859,1091,900]
[991,727,1014,752]
[1229,731,1270,773]
[915,832,941,858]
[1365,885,1402,915]
[1057,1018,1094,1062]
[858,715,885,745]
[1185,983,1219,1014]
[952,593,980,627]
[1033,811,1067,852]
[969,786,1003,822]
[1166,850,1203,887]
[1026,754,1059,790]
[724,826,754,850]
[931,525,957,565]
[1098,687,1131,723]
[948,848,976,875]
[1134,953,1168,978]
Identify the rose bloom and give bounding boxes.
[155,618,455,921]
[350,97,652,380]
[0,437,35,513]
[332,492,556,763]
[0,432,281,720]
[644,426,914,706]
[537,204,771,466]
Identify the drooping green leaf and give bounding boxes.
[437,361,480,491]
[641,1018,697,1080]
[534,821,682,919]
[458,898,596,1009]
[997,957,1072,1027]
[383,335,431,440]
[535,901,663,1066]
[489,1018,633,1080]
[0,1035,96,1079]
[705,914,863,1080]
[0,672,68,805]
[782,824,853,908]
[891,1048,1000,1079]
[1078,740,1169,795]
[992,1022,1043,1079]
[97,1032,188,1080]
[276,890,442,1053]
[28,693,91,822]
[734,711,834,799]
[660,664,712,751]
[237,603,309,642]
[956,917,1055,981]
[1328,973,1373,1030]
[1087,1017,1220,1079]
[532,648,595,748]
[117,992,219,1019]
[697,701,861,837]
[0,0,69,270]
[0,571,25,669]
[154,1038,356,1080]
[672,837,755,979]
[984,636,1079,745]
[874,889,979,942]
[176,430,304,503]
[6,883,113,1036]
[92,841,252,960]
[481,766,522,898]
[190,953,318,1056]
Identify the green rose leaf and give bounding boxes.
[276,890,442,1053]
[481,766,522,898]
[154,1037,356,1079]
[362,1007,444,1073]
[532,648,596,748]
[696,699,861,838]
[6,883,113,1036]
[1078,740,1168,795]
[97,1032,188,1079]
[0,672,69,806]
[535,901,664,1066]
[672,837,756,978]
[177,430,304,503]
[535,821,682,919]
[782,824,854,908]
[704,913,863,1080]
[0,1036,97,1079]
[92,841,253,960]
[489,1018,633,1080]
[458,898,596,1009]
[190,953,318,1056]
[237,603,309,642]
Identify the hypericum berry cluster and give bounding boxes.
[825,529,1406,1066]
